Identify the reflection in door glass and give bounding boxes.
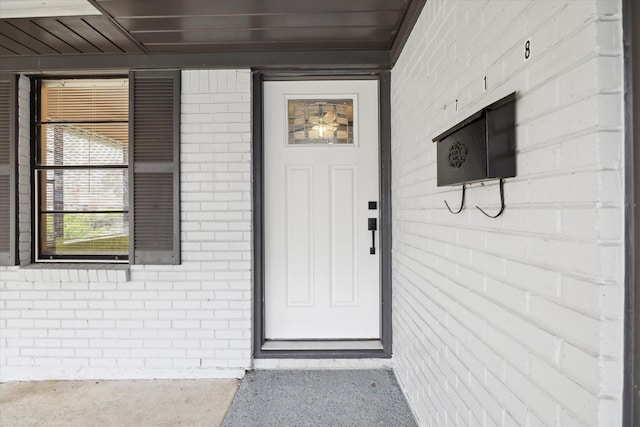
[288,99,354,145]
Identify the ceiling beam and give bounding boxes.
[86,0,148,54]
[0,50,392,73]
[390,0,427,66]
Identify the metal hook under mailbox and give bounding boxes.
[475,178,505,218]
[444,184,466,215]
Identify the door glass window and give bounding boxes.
[288,99,354,145]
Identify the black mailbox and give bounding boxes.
[433,93,516,187]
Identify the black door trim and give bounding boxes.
[251,70,392,359]
[623,0,638,425]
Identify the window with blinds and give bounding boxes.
[35,78,129,261]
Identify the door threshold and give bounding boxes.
[262,340,383,351]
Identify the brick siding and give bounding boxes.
[0,70,252,380]
[390,1,625,426]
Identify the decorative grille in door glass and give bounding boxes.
[288,99,354,145]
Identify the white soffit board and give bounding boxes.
[0,0,101,19]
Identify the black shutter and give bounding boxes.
[0,75,17,266]
[130,70,180,264]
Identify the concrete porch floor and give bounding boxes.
[0,369,416,426]
[0,378,240,427]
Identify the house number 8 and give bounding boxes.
[524,40,531,60]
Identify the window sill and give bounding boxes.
[20,263,130,282]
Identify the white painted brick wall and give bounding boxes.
[0,69,252,380]
[391,1,624,426]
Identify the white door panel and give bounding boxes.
[264,80,380,339]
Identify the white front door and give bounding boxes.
[264,80,380,340]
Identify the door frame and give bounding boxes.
[252,71,392,359]
[623,0,639,424]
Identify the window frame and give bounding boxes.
[22,70,181,266]
[31,76,130,263]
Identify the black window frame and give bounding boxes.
[31,75,130,263]
[2,70,180,267]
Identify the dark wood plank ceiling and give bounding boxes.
[95,0,411,53]
[0,17,143,55]
[0,0,426,70]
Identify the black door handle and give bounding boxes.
[368,218,377,254]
